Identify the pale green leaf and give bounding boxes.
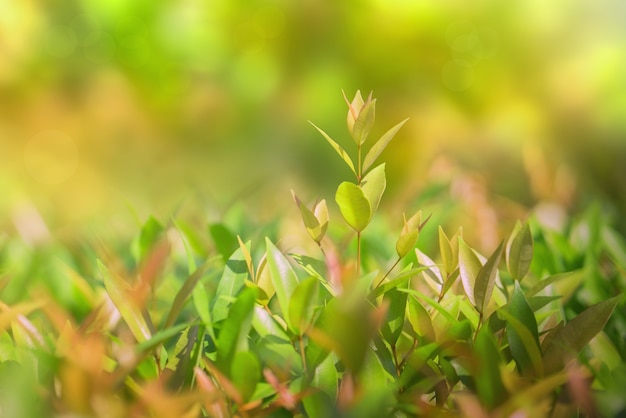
[99,260,152,343]
[335,181,371,232]
[360,163,386,218]
[351,97,376,145]
[362,118,409,172]
[216,286,256,375]
[309,122,357,176]
[458,237,482,305]
[506,221,533,281]
[265,238,300,326]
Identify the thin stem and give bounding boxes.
[299,336,307,373]
[356,231,361,276]
[357,143,362,182]
[473,311,484,342]
[375,256,402,289]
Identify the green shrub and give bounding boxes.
[0,92,624,417]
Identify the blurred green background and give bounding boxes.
[2,0,625,234]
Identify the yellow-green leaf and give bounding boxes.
[335,181,371,232]
[362,118,409,172]
[309,121,357,176]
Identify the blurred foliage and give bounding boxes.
[1,0,626,233]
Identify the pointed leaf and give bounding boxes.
[344,89,364,135]
[231,351,260,402]
[543,295,621,374]
[499,309,543,377]
[360,163,386,218]
[458,237,482,305]
[474,327,508,409]
[381,285,408,345]
[351,97,376,145]
[309,122,357,176]
[362,118,409,172]
[396,230,419,258]
[439,226,455,278]
[335,181,371,232]
[265,238,300,326]
[474,241,504,314]
[99,261,151,342]
[506,221,533,281]
[288,276,319,335]
[212,245,251,323]
[216,286,256,375]
[407,296,436,341]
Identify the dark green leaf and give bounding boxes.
[543,295,621,374]
[208,223,238,262]
[474,326,507,409]
[380,286,408,345]
[216,286,256,375]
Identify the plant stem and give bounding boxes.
[356,231,361,276]
[375,256,402,289]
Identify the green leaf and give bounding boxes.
[500,283,542,376]
[473,241,504,314]
[251,305,290,341]
[499,309,544,377]
[351,97,376,145]
[458,237,482,305]
[407,295,435,341]
[208,223,238,262]
[362,118,409,172]
[135,322,190,354]
[211,244,251,323]
[439,226,455,278]
[164,259,217,329]
[344,89,364,136]
[99,260,151,343]
[360,163,386,216]
[292,191,328,244]
[309,121,357,176]
[216,286,256,375]
[231,351,260,402]
[335,181,371,232]
[136,216,164,262]
[192,284,215,341]
[380,286,408,345]
[543,295,621,374]
[396,230,419,258]
[265,238,300,325]
[288,276,319,335]
[506,221,533,281]
[474,326,507,409]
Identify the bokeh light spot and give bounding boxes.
[23,130,79,186]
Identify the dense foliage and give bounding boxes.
[1,94,625,417]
